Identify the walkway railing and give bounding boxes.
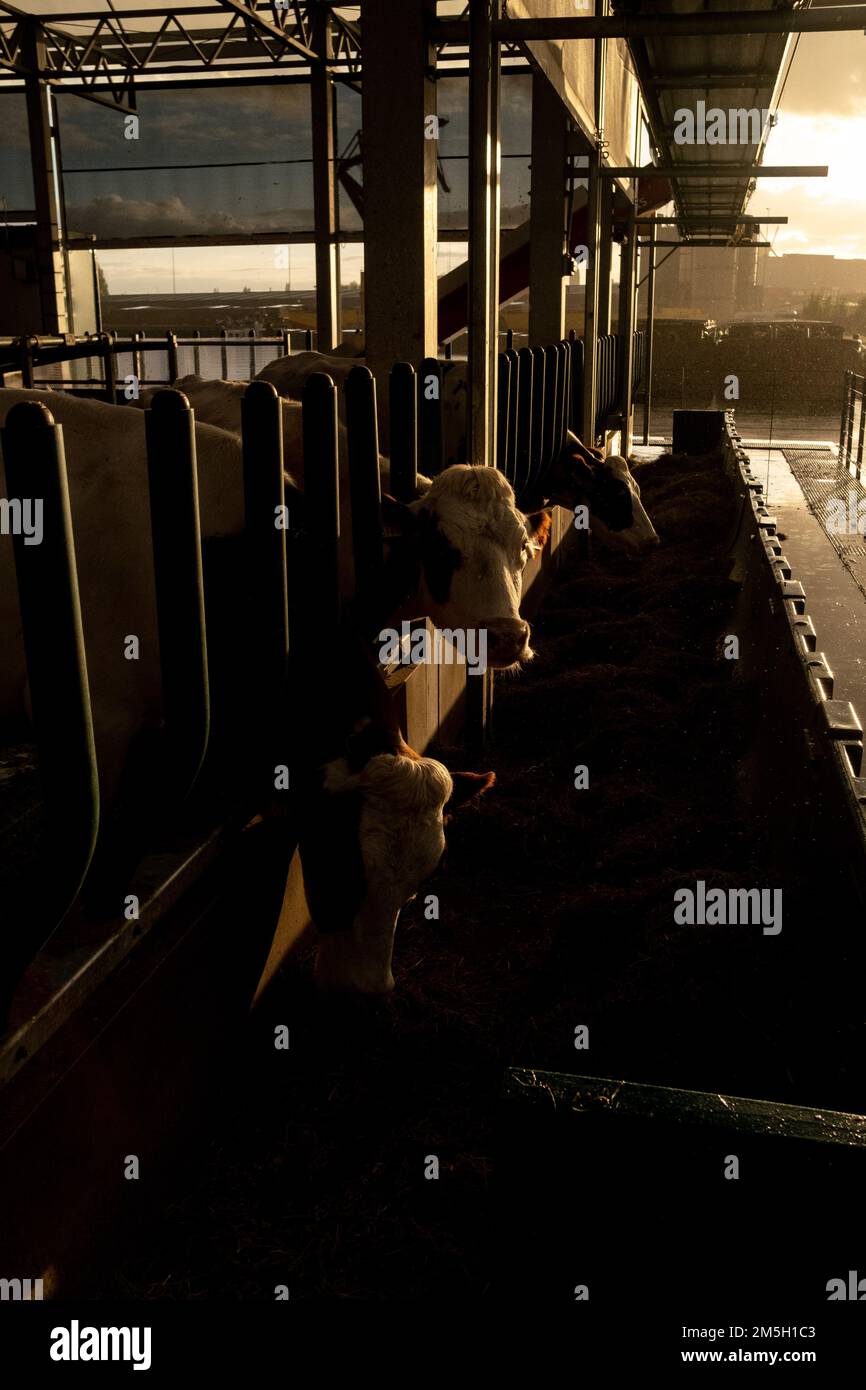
[840,369,866,478]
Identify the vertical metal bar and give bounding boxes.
[345,365,383,614]
[91,247,102,334]
[529,344,546,488]
[100,332,116,404]
[144,389,210,797]
[166,331,179,384]
[496,350,511,474]
[132,329,142,384]
[303,373,341,637]
[516,345,534,499]
[311,4,341,352]
[389,361,418,501]
[305,328,313,350]
[581,14,606,447]
[505,347,520,487]
[22,24,67,333]
[193,329,201,376]
[839,371,849,465]
[857,378,866,483]
[240,380,291,772]
[555,341,570,459]
[0,401,99,962]
[220,326,228,378]
[643,220,657,445]
[617,208,637,453]
[18,335,35,389]
[444,340,453,361]
[506,328,514,352]
[248,329,257,379]
[468,0,500,469]
[299,372,341,749]
[596,188,613,337]
[541,344,558,471]
[241,380,289,695]
[281,328,291,356]
[570,336,584,436]
[418,357,444,476]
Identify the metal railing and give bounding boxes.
[840,369,866,478]
[0,329,322,399]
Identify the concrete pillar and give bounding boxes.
[528,71,567,347]
[361,0,438,381]
[311,10,341,351]
[23,23,68,334]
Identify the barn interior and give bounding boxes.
[1,0,866,1329]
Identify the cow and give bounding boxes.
[302,718,494,993]
[131,374,398,496]
[132,378,550,664]
[255,349,468,470]
[524,432,660,554]
[254,353,659,551]
[0,390,547,817]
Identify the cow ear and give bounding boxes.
[559,450,597,492]
[444,769,496,817]
[526,510,552,550]
[381,493,418,538]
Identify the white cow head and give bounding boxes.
[383,464,551,669]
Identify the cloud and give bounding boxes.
[781,32,866,118]
[749,111,866,259]
[66,192,314,238]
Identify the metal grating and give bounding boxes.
[783,448,866,602]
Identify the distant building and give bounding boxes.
[652,244,763,322]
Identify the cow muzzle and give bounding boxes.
[484,617,532,667]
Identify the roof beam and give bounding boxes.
[437,8,866,41]
[0,11,137,111]
[646,71,778,89]
[648,215,788,225]
[637,239,772,248]
[601,165,828,179]
[212,1,318,63]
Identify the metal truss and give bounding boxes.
[0,2,523,112]
[0,1,329,110]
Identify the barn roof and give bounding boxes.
[629,0,798,244]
